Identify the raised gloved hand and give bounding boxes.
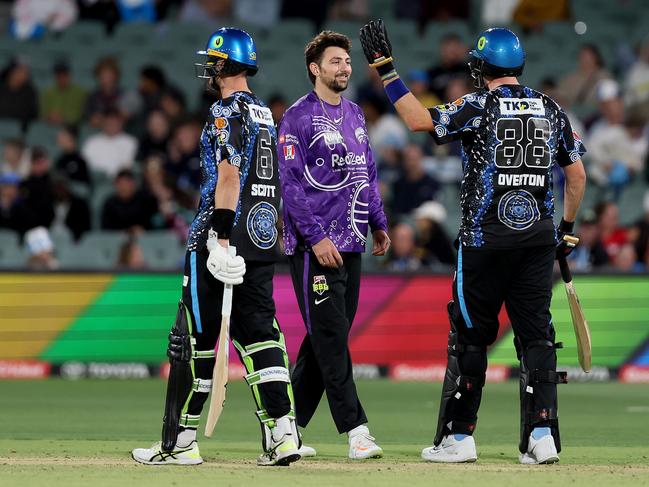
[359,19,395,76]
[206,230,246,285]
[556,218,578,260]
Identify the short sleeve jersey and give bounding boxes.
[187,91,281,261]
[428,85,586,248]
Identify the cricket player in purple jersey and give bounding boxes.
[277,31,390,460]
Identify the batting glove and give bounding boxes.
[360,19,395,76]
[556,218,577,259]
[206,230,246,285]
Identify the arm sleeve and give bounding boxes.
[211,104,245,169]
[427,96,482,144]
[556,109,587,167]
[366,142,388,233]
[278,115,327,246]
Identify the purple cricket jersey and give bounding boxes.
[278,91,388,255]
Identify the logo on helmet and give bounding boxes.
[477,36,487,50]
[213,36,224,49]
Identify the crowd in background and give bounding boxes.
[0,0,648,273]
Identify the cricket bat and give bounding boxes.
[558,236,592,373]
[204,246,236,437]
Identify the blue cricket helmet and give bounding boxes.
[195,27,258,79]
[468,28,525,88]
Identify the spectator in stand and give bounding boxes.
[624,36,649,119]
[116,0,156,22]
[614,243,645,272]
[412,200,454,267]
[0,58,38,131]
[329,0,367,20]
[384,222,422,272]
[10,0,77,40]
[588,79,624,134]
[391,143,440,217]
[1,138,29,178]
[84,57,127,128]
[136,109,170,162]
[569,210,609,271]
[40,61,87,127]
[234,0,280,27]
[21,147,55,229]
[588,108,647,201]
[50,174,91,242]
[141,154,190,241]
[101,169,157,231]
[407,69,440,108]
[24,226,58,270]
[54,125,91,189]
[160,87,188,130]
[356,66,391,113]
[595,201,628,263]
[123,65,168,137]
[632,192,649,266]
[268,93,288,126]
[426,34,470,100]
[82,108,138,178]
[0,172,36,236]
[115,232,147,270]
[164,118,202,192]
[179,0,232,24]
[77,0,120,34]
[512,0,570,34]
[558,44,612,112]
[280,0,328,31]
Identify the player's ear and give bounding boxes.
[309,62,320,79]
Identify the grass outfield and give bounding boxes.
[0,380,648,486]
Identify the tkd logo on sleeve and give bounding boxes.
[312,275,329,295]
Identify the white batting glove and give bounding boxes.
[206,230,246,285]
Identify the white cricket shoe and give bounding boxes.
[421,435,477,463]
[297,444,317,457]
[257,416,301,466]
[519,432,559,465]
[348,425,383,459]
[132,441,203,465]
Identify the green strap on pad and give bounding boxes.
[233,322,296,425]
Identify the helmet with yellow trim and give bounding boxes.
[468,28,525,88]
[195,27,258,80]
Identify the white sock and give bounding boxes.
[176,429,196,448]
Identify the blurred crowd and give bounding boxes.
[0,0,647,272]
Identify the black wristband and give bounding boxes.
[558,218,574,233]
[210,208,236,239]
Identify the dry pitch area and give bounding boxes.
[1,380,647,486]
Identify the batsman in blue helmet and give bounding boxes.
[361,22,587,464]
[132,27,311,467]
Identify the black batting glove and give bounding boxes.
[360,19,395,77]
[556,218,578,260]
[167,332,191,362]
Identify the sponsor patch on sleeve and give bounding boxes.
[283,145,295,160]
[248,104,274,125]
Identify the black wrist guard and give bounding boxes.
[210,208,236,239]
[558,218,574,234]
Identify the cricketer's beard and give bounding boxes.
[324,72,349,93]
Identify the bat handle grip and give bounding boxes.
[558,256,572,283]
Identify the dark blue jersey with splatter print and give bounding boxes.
[187,91,281,261]
[428,85,586,249]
